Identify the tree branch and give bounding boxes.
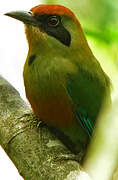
[0,75,89,180]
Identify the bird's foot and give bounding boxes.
[18,112,43,128]
[53,151,84,163]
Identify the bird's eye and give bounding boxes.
[48,16,59,27]
[28,11,32,15]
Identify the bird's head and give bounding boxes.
[5,4,91,55]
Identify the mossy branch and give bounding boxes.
[1,75,118,180]
[0,75,89,180]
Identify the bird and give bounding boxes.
[5,4,111,154]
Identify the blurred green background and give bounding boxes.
[41,0,118,98]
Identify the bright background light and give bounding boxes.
[0,0,41,179]
[1,1,118,180]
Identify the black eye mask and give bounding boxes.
[34,14,71,46]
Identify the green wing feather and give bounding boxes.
[66,69,102,137]
[67,85,94,137]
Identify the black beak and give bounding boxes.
[4,11,39,27]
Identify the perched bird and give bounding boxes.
[5,5,111,154]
